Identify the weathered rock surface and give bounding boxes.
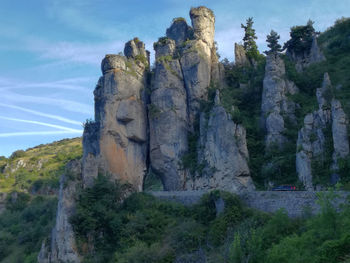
[296,73,349,189]
[186,92,255,192]
[234,43,249,67]
[331,99,349,160]
[261,53,298,148]
[38,160,82,263]
[149,39,188,190]
[82,39,149,191]
[166,18,193,45]
[287,35,326,72]
[149,6,230,190]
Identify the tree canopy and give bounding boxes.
[265,30,282,54]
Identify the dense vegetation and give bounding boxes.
[0,194,57,263]
[71,175,350,263]
[0,137,82,193]
[220,17,350,190]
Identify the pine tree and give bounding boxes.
[241,17,259,60]
[265,30,282,54]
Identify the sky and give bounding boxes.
[0,0,349,157]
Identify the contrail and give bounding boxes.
[0,103,82,125]
[0,116,82,132]
[0,130,82,138]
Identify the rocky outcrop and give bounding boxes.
[261,53,298,148]
[38,160,82,263]
[296,73,349,189]
[287,35,326,72]
[149,38,188,190]
[81,39,149,191]
[234,43,249,67]
[186,92,255,192]
[149,6,230,190]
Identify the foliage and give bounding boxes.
[241,17,260,60]
[265,30,282,54]
[0,196,57,262]
[0,137,82,193]
[284,20,316,55]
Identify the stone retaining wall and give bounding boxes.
[150,190,349,217]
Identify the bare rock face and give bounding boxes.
[38,160,82,263]
[332,99,349,159]
[149,6,227,190]
[186,92,255,192]
[287,35,326,72]
[296,73,349,189]
[82,40,149,191]
[166,18,193,45]
[261,53,298,148]
[149,39,189,190]
[234,43,249,67]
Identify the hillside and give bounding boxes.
[0,137,82,193]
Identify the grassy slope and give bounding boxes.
[0,137,82,193]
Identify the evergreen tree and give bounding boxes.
[265,30,282,54]
[241,17,259,60]
[284,19,315,54]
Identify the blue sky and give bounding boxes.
[0,0,349,157]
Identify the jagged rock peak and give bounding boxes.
[154,37,176,59]
[124,37,149,63]
[166,18,193,46]
[189,6,215,49]
[101,54,126,74]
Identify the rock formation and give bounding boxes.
[82,38,149,191]
[296,73,349,190]
[149,6,233,191]
[38,160,82,263]
[261,53,298,148]
[186,91,255,191]
[234,43,249,67]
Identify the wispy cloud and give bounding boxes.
[2,90,92,115]
[0,103,82,125]
[0,116,82,132]
[0,130,82,138]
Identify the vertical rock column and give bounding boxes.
[296,73,349,189]
[261,53,298,148]
[82,38,149,191]
[149,38,189,190]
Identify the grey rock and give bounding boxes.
[234,43,249,67]
[261,53,298,148]
[296,73,343,190]
[149,52,188,190]
[154,38,176,60]
[186,105,255,192]
[39,160,82,263]
[82,40,149,191]
[332,99,349,159]
[189,6,215,51]
[166,18,193,45]
[124,38,148,62]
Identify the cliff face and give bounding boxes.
[82,38,149,191]
[79,6,251,192]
